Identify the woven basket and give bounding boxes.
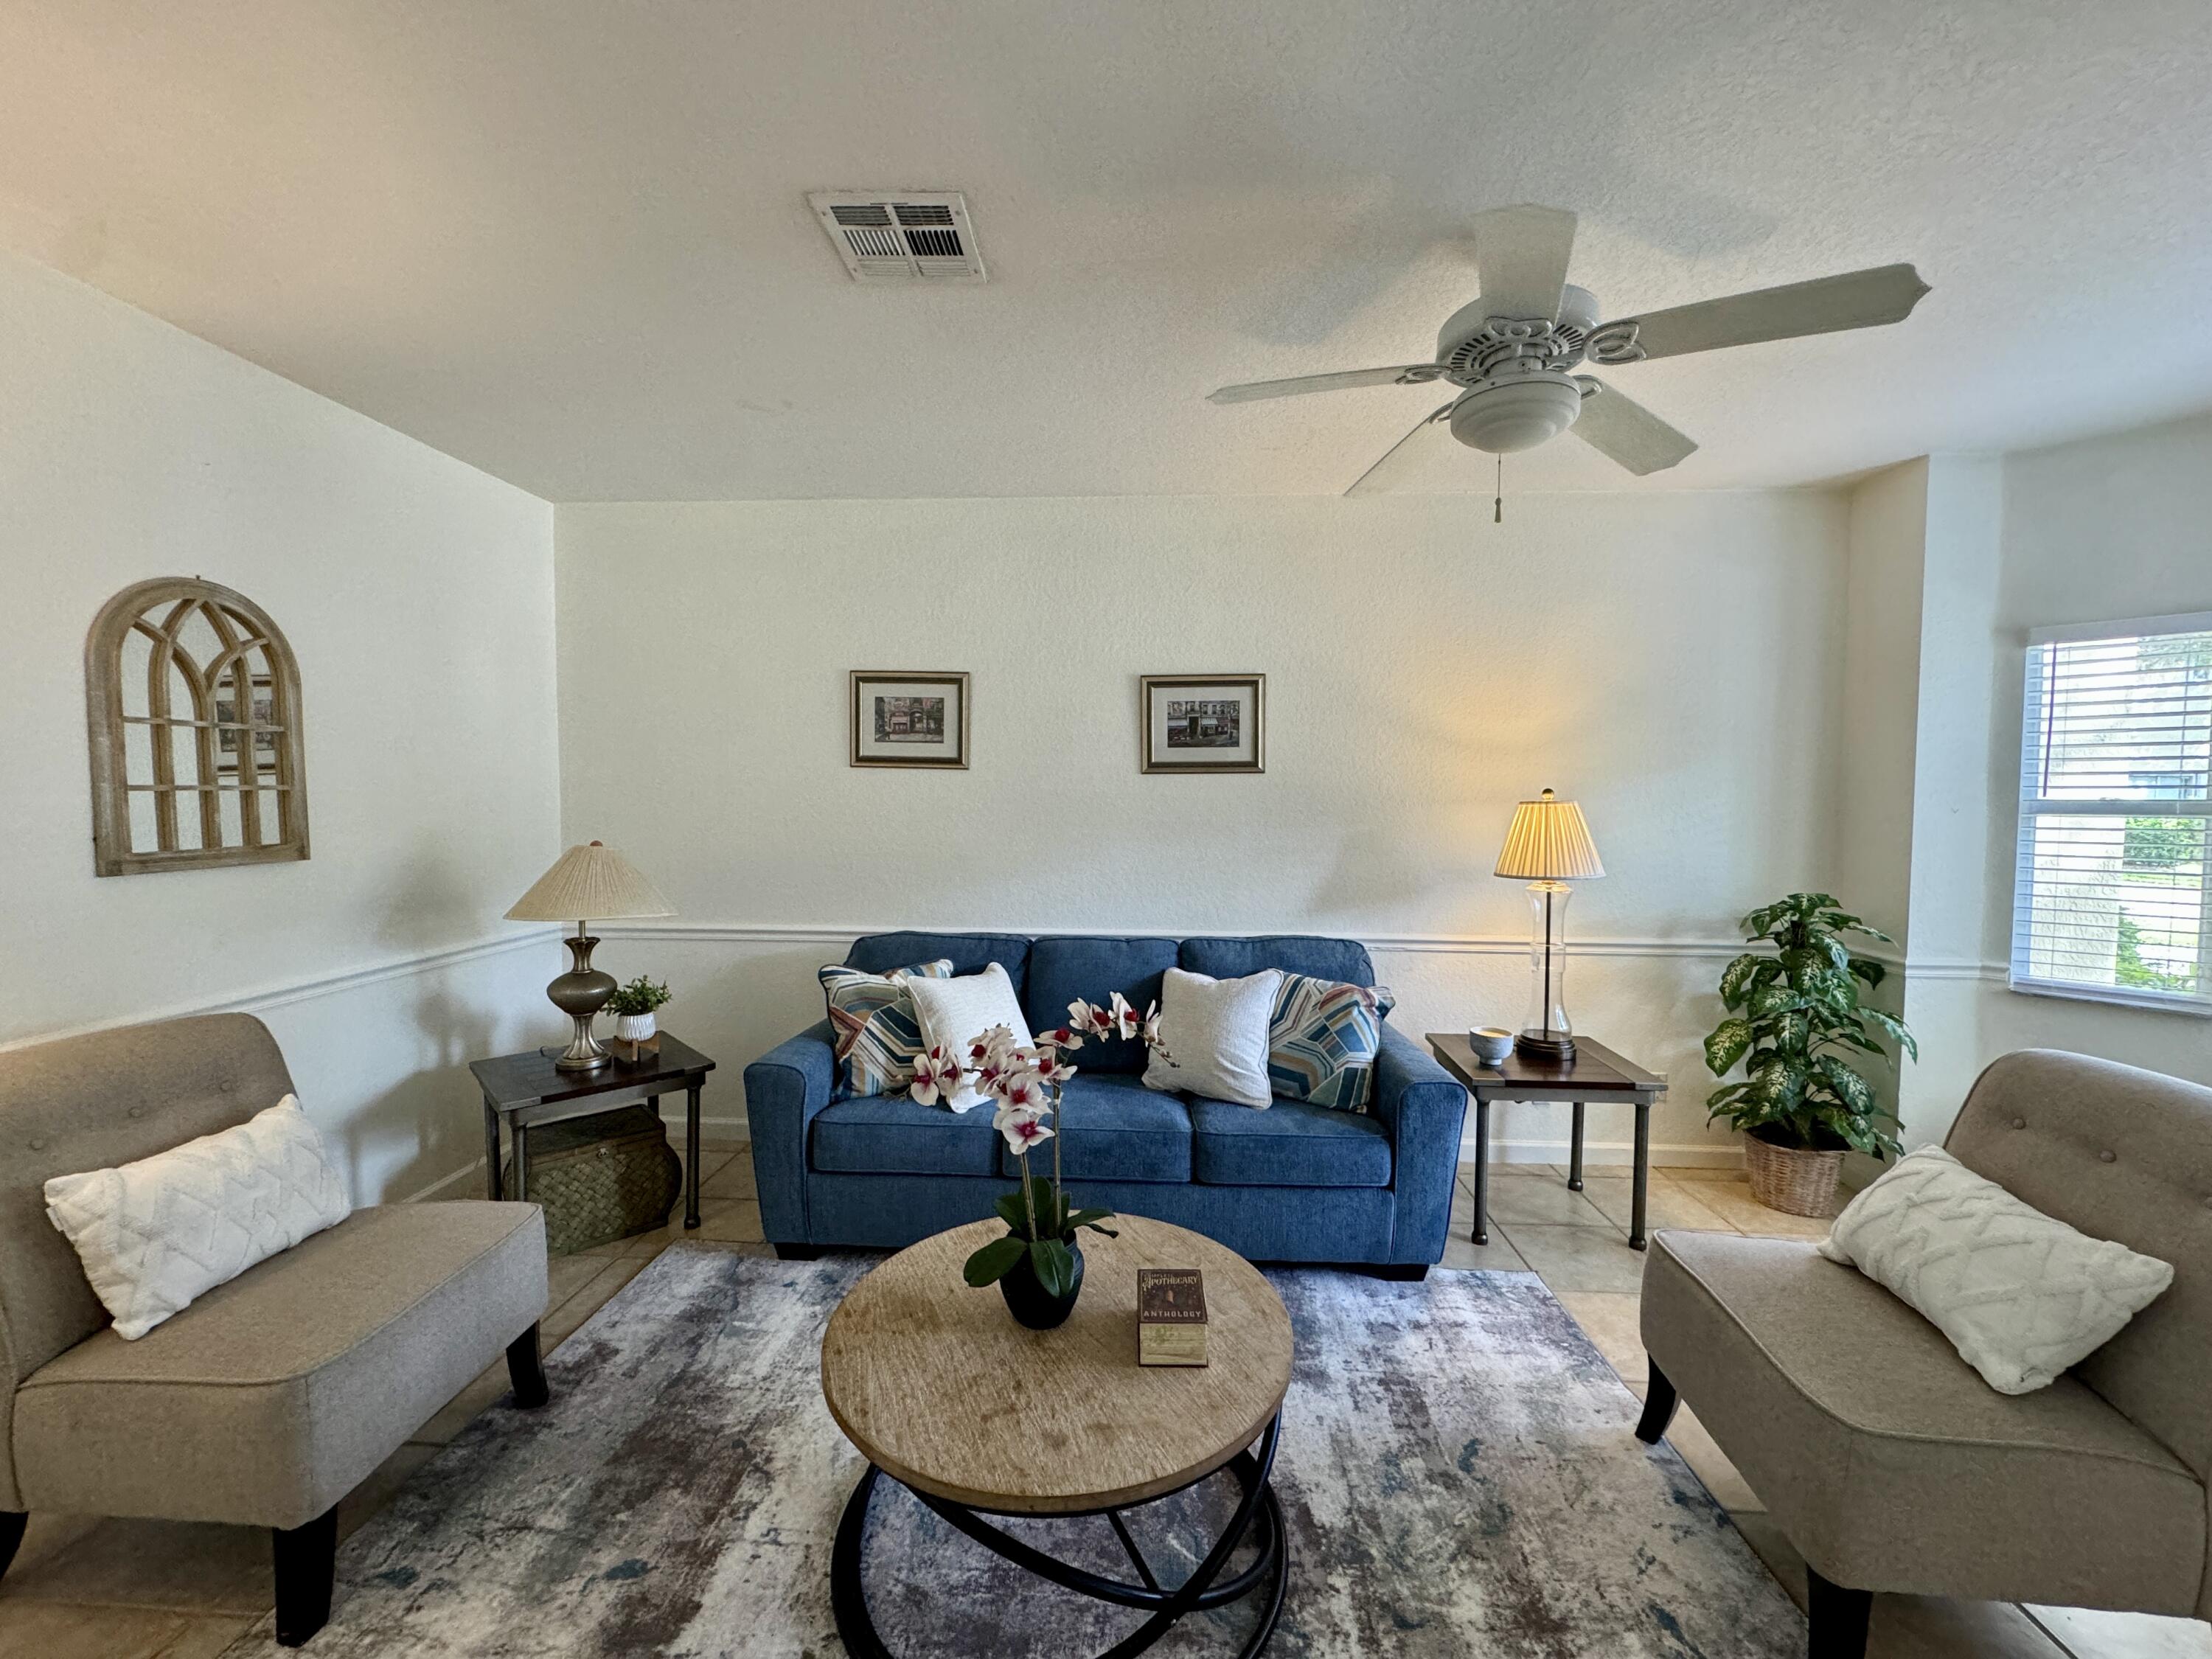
[501,1105,681,1255]
[1742,1131,1843,1219]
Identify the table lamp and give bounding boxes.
[506,841,674,1071]
[1494,789,1605,1062]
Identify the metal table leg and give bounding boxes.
[1471,1095,1492,1246]
[512,1122,530,1206]
[481,1097,503,1200]
[1630,1101,1652,1251]
[1568,1100,1585,1191]
[685,1080,703,1228]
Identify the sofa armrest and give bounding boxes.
[1371,1023,1469,1264]
[743,1022,836,1245]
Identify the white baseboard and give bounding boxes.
[1476,1135,1740,1170]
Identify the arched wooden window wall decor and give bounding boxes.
[85,577,310,876]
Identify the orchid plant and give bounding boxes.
[911,993,1169,1300]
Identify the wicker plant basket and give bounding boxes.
[501,1105,681,1255]
[1742,1130,1844,1219]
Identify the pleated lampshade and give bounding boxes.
[506,841,675,922]
[1494,790,1605,880]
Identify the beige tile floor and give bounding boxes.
[6,1142,2200,1658]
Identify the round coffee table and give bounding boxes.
[821,1215,1294,1658]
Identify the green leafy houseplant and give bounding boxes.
[1703,894,1916,1158]
[605,976,672,1018]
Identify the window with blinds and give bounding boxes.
[2011,611,2212,1011]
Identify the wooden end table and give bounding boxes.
[820,1216,1294,1657]
[1427,1034,1667,1251]
[469,1034,716,1229]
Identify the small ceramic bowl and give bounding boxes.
[1468,1027,1514,1067]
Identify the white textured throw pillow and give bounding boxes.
[44,1095,352,1340]
[1818,1145,2174,1395]
[1144,967,1283,1108]
[905,963,1035,1113]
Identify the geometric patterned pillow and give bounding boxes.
[1265,974,1394,1113]
[820,959,954,1098]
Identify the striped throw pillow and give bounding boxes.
[1267,974,1394,1112]
[820,959,954,1097]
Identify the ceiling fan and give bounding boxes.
[1207,205,1930,493]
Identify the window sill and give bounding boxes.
[2006,976,2212,1018]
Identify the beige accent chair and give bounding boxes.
[1638,1050,2212,1659]
[0,1014,549,1646]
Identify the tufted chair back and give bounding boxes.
[0,1013,292,1508]
[1945,1048,2212,1478]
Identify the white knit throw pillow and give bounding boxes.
[1818,1145,2172,1394]
[905,963,1036,1113]
[1143,967,1283,1108]
[45,1095,352,1339]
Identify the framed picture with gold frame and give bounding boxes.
[850,670,970,768]
[1141,674,1265,773]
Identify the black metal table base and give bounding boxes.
[831,1414,1288,1658]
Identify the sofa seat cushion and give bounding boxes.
[813,1093,999,1177]
[1191,1097,1394,1188]
[996,1074,1191,1183]
[1639,1229,2205,1615]
[1180,934,1374,989]
[1023,936,1178,1073]
[13,1200,546,1531]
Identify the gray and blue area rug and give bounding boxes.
[221,1246,1802,1657]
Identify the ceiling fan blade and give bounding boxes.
[1608,263,1930,361]
[1345,401,1458,496]
[1207,364,1443,404]
[1470,204,1577,322]
[1570,378,1698,475]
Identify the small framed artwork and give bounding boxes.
[1141,674,1265,774]
[850,670,970,768]
[215,675,279,773]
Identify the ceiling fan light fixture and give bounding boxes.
[1447,375,1587,455]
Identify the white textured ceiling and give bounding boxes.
[4,1,2209,500]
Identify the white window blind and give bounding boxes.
[2011,611,2212,1012]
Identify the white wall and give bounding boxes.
[0,250,566,1202]
[1969,413,2212,1093]
[557,491,1851,1161]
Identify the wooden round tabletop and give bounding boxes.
[820,1215,1293,1515]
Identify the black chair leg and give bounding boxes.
[507,1321,551,1409]
[1806,1565,1873,1659]
[272,1505,338,1647]
[1634,1361,1680,1444]
[774,1243,822,1261]
[1368,1263,1430,1281]
[0,1509,25,1584]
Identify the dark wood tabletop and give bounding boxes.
[1425,1033,1663,1099]
[469,1032,716,1112]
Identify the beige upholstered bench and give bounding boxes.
[1637,1050,2212,1659]
[0,1013,549,1645]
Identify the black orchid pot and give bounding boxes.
[998,1235,1085,1330]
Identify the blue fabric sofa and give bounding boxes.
[743,932,1470,1276]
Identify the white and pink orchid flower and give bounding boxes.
[1032,1047,1077,1087]
[1107,992,1144,1041]
[908,1045,968,1108]
[1068,998,1118,1042]
[992,1068,1052,1120]
[998,1106,1055,1156]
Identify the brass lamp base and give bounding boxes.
[1514,1030,1576,1064]
[548,930,616,1072]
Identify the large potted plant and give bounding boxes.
[1702,893,1916,1217]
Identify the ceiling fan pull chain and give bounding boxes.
[1495,453,1503,524]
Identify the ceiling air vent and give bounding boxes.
[808,191,988,284]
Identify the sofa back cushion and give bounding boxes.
[0,1012,291,1507]
[1024,936,1179,1073]
[1946,1049,2212,1474]
[845,932,1032,998]
[1180,934,1374,990]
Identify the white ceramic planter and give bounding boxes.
[615,1011,657,1043]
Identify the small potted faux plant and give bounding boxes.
[913,995,1167,1329]
[1703,893,1916,1217]
[605,975,671,1061]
